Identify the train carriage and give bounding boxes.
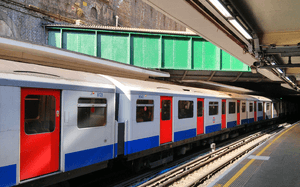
[0,60,117,186]
[0,59,294,187]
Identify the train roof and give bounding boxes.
[103,75,224,98]
[104,75,271,101]
[0,60,115,92]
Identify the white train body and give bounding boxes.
[0,60,294,187]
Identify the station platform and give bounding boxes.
[208,121,300,187]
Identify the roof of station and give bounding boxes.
[142,0,300,96]
[0,36,169,79]
[45,23,198,36]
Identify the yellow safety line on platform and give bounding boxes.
[223,124,298,187]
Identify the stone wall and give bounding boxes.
[0,0,185,45]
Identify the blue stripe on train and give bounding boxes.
[125,136,159,155]
[65,144,113,171]
[206,123,221,134]
[0,164,16,187]
[258,116,263,121]
[174,128,196,142]
[241,119,248,125]
[248,118,254,123]
[227,121,237,128]
[114,143,118,158]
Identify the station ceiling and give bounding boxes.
[143,0,300,97]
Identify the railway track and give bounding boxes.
[113,122,291,187]
[140,123,291,187]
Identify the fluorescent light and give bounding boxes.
[271,62,276,65]
[229,19,252,40]
[286,77,292,82]
[208,0,232,18]
[276,68,283,74]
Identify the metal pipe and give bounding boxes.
[116,15,119,27]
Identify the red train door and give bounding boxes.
[254,101,257,121]
[237,100,240,125]
[222,100,226,129]
[197,98,204,135]
[160,96,172,144]
[20,88,60,180]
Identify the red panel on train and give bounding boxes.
[222,100,226,129]
[20,88,60,180]
[237,100,240,125]
[197,98,204,135]
[160,96,172,144]
[254,101,257,121]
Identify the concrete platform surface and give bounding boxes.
[208,122,300,187]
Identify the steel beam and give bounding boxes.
[258,64,300,69]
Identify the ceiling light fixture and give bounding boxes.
[286,77,292,82]
[228,19,252,40]
[208,0,232,18]
[276,68,283,74]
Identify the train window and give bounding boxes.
[267,103,270,111]
[229,102,236,114]
[77,98,107,128]
[242,102,246,112]
[249,103,253,112]
[222,102,226,115]
[25,95,55,134]
[209,102,218,116]
[178,100,193,119]
[197,101,203,117]
[258,103,263,111]
[237,102,240,113]
[254,102,257,112]
[136,100,154,123]
[161,100,171,120]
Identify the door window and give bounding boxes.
[161,100,171,120]
[25,95,56,134]
[197,101,203,117]
[222,102,226,115]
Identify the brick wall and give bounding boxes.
[0,0,185,45]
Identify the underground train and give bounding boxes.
[0,60,295,187]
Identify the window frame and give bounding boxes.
[229,102,236,114]
[209,101,219,116]
[178,100,194,119]
[242,102,246,113]
[136,99,154,123]
[249,102,253,112]
[77,97,107,128]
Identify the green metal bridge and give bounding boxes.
[47,25,250,72]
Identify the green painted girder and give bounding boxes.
[48,27,250,72]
